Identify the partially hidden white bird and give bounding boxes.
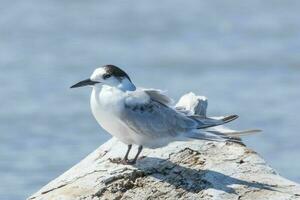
[71,65,260,164]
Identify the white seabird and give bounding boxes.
[71,65,260,164]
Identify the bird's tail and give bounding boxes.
[206,125,261,137]
[186,127,261,143]
[177,92,261,143]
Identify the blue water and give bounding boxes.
[1,1,300,199]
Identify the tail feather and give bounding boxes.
[207,129,261,137]
[186,130,244,144]
[186,128,261,144]
[186,131,227,142]
[176,92,261,143]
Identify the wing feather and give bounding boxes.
[121,90,238,139]
[122,91,197,138]
[143,89,174,105]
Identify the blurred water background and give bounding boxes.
[1,0,300,199]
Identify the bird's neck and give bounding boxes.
[92,79,136,98]
[117,78,136,91]
[93,80,136,96]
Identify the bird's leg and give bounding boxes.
[134,145,143,161]
[109,144,132,164]
[127,145,143,165]
[109,145,144,165]
[123,144,132,161]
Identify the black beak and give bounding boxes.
[70,79,99,88]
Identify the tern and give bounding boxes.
[71,65,259,164]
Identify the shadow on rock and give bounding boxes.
[134,157,274,194]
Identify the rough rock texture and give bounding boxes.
[28,138,300,200]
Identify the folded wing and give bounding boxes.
[121,90,238,139]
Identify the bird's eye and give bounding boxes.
[103,74,111,79]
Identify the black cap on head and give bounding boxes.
[103,65,132,82]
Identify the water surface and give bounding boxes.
[0,1,300,199]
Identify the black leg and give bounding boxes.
[124,144,132,161]
[109,145,143,165]
[129,145,143,164]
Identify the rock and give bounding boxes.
[28,138,300,200]
[28,93,300,200]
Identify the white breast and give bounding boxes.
[90,86,135,145]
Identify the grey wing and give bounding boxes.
[143,88,174,105]
[188,115,238,128]
[121,99,197,139]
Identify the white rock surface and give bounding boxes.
[28,93,300,200]
[28,138,300,200]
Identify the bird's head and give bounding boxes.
[70,65,136,91]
